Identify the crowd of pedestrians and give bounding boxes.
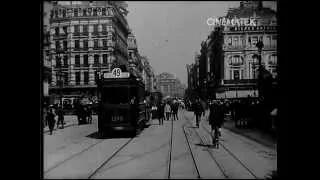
[203,97,277,133]
[43,102,93,135]
[154,99,182,125]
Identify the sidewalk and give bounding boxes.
[222,114,277,149]
[43,115,79,133]
[202,110,276,149]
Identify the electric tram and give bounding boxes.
[97,68,147,136]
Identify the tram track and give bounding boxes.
[167,111,201,179]
[44,134,136,179]
[200,122,258,179]
[87,137,135,179]
[182,110,259,178]
[44,138,106,175]
[182,112,228,179]
[167,116,174,179]
[182,123,201,179]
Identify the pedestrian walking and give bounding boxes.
[43,105,48,128]
[75,101,82,125]
[164,103,171,121]
[172,102,179,120]
[193,98,204,128]
[56,105,65,129]
[87,104,93,124]
[217,101,225,136]
[157,102,165,125]
[47,105,56,135]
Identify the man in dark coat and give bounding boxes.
[47,106,56,135]
[194,98,204,128]
[157,102,165,125]
[172,102,179,120]
[56,105,65,129]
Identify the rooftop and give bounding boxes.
[226,1,276,19]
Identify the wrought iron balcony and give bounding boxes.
[224,45,246,50]
[81,32,89,36]
[73,32,81,37]
[101,31,108,36]
[223,79,257,85]
[92,32,99,36]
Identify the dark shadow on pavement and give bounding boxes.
[86,131,136,139]
[186,126,198,129]
[195,143,219,149]
[86,132,105,139]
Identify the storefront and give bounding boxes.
[216,89,258,99]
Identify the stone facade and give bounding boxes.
[48,1,130,97]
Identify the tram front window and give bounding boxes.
[102,87,129,104]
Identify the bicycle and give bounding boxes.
[211,125,220,148]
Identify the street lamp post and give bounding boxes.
[256,39,264,100]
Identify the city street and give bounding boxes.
[43,110,276,179]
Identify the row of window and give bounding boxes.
[56,71,92,86]
[228,55,277,66]
[51,7,114,19]
[55,39,111,50]
[75,71,89,85]
[54,24,112,36]
[55,54,109,67]
[229,66,277,80]
[226,35,276,47]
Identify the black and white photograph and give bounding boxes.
[41,1,279,179]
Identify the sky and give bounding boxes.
[43,1,277,85]
[126,1,276,85]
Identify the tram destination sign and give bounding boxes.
[104,68,130,79]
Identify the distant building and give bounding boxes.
[156,72,185,98]
[186,52,201,99]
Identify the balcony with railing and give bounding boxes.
[262,44,277,49]
[92,31,99,37]
[93,45,100,50]
[81,46,89,51]
[101,31,108,36]
[223,45,246,51]
[81,32,89,36]
[74,47,81,52]
[53,34,67,40]
[223,79,257,85]
[73,32,81,37]
[82,63,90,68]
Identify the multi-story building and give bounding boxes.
[48,1,130,99]
[43,25,52,104]
[141,57,156,93]
[127,30,144,79]
[202,1,277,99]
[174,79,186,98]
